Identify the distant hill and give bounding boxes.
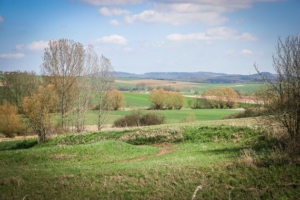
[115,71,276,83]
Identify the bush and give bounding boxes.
[188,98,212,109]
[140,112,166,126]
[113,111,165,127]
[224,107,265,119]
[0,101,24,137]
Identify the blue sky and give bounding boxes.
[0,0,299,75]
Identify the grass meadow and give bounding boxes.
[1,79,299,199]
[84,109,243,125]
[1,124,299,199]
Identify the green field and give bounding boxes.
[124,92,151,107]
[1,78,299,199]
[124,93,206,108]
[1,124,299,199]
[84,109,243,125]
[115,78,262,95]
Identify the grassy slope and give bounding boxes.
[0,124,299,199]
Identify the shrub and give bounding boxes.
[105,89,125,111]
[0,101,24,137]
[140,112,166,126]
[113,111,165,127]
[224,107,265,119]
[188,98,212,109]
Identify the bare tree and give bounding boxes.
[255,35,300,148]
[71,45,99,132]
[41,39,84,127]
[95,55,115,130]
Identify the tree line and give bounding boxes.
[0,39,117,143]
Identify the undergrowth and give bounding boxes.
[33,125,262,147]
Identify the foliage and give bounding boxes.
[224,107,264,119]
[149,88,166,109]
[182,125,259,143]
[188,97,212,109]
[23,84,58,143]
[202,87,240,108]
[0,71,40,112]
[0,139,37,151]
[105,89,124,111]
[113,111,166,127]
[156,85,180,92]
[255,35,300,151]
[149,88,185,110]
[0,101,24,137]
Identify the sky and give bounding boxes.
[0,0,299,75]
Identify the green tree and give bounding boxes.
[0,71,40,112]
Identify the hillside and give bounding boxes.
[115,71,276,83]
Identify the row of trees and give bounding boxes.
[202,87,240,108]
[0,39,115,143]
[149,88,185,110]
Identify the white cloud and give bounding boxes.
[166,27,258,42]
[96,34,128,45]
[224,49,264,56]
[0,53,25,59]
[121,0,282,25]
[15,44,23,51]
[0,15,4,23]
[241,49,253,55]
[27,40,48,51]
[125,8,228,25]
[79,0,143,6]
[99,7,130,16]
[109,19,121,26]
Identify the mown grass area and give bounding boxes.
[124,92,151,107]
[1,124,299,199]
[83,109,243,125]
[124,92,200,108]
